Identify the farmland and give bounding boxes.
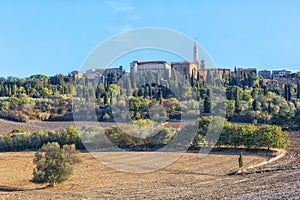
[0,119,298,199]
[0,132,299,199]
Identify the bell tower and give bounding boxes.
[193,39,198,63]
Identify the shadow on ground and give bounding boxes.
[0,185,49,192]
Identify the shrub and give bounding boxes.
[32,142,80,186]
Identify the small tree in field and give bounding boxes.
[33,142,80,186]
[62,144,82,164]
[238,152,244,170]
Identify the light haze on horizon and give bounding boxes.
[0,0,299,77]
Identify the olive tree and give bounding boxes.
[32,142,80,186]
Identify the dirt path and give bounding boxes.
[223,132,300,199]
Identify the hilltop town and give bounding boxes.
[0,42,298,200]
[0,42,299,130]
[71,41,298,91]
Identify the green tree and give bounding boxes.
[234,87,241,114]
[33,142,80,186]
[284,84,291,101]
[225,100,235,117]
[242,124,256,149]
[297,81,300,99]
[255,125,289,150]
[129,96,150,119]
[242,89,253,102]
[126,77,132,97]
[294,109,300,129]
[203,96,212,113]
[129,70,136,89]
[271,112,293,130]
[238,152,244,169]
[103,92,109,105]
[41,88,52,98]
[252,99,259,111]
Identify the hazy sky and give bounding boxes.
[0,0,300,77]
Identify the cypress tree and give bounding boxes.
[235,87,241,113]
[156,71,161,84]
[252,99,258,111]
[104,92,109,105]
[284,84,291,101]
[191,70,195,87]
[130,70,136,90]
[297,81,300,99]
[204,92,212,113]
[113,72,118,84]
[143,85,148,97]
[288,84,291,101]
[149,85,152,99]
[204,97,211,113]
[238,152,244,169]
[110,92,113,105]
[263,87,267,96]
[126,77,132,97]
[159,89,163,105]
[268,101,272,114]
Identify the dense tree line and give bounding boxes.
[0,126,83,151]
[74,69,300,130]
[79,123,177,151]
[0,70,300,130]
[0,74,74,98]
[0,117,289,152]
[0,74,75,122]
[191,116,289,150]
[84,118,289,151]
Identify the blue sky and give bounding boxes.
[0,0,299,77]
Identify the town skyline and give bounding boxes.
[0,59,298,79]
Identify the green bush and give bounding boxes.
[33,142,80,186]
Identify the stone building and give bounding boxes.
[171,61,198,78]
[237,68,257,77]
[130,60,171,81]
[272,70,291,80]
[85,66,123,84]
[70,70,83,79]
[263,79,279,90]
[258,70,271,78]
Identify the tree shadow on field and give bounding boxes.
[0,185,49,192]
[0,186,25,192]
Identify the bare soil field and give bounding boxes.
[0,119,201,135]
[0,119,187,134]
[0,119,116,134]
[0,150,268,200]
[0,120,299,199]
[0,145,299,200]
